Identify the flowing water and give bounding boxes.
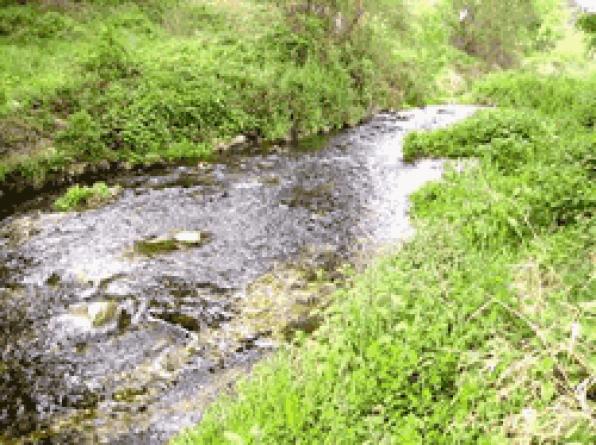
[0,105,478,444]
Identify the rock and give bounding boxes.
[54,301,120,334]
[118,161,133,171]
[282,314,323,340]
[229,135,247,147]
[173,231,202,244]
[216,135,248,152]
[68,162,87,177]
[87,301,119,327]
[97,160,111,171]
[133,231,211,256]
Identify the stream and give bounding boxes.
[0,105,477,444]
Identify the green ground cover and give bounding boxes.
[170,3,594,443]
[0,0,434,185]
[173,68,595,444]
[53,181,117,211]
[0,0,562,187]
[1,1,593,443]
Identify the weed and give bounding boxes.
[173,55,595,445]
[53,181,116,211]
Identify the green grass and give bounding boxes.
[0,0,565,188]
[0,0,431,186]
[53,181,116,211]
[1,1,593,443]
[173,70,595,444]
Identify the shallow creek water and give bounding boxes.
[0,105,477,444]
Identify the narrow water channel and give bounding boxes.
[0,105,477,444]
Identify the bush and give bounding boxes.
[82,27,140,80]
[577,13,596,51]
[471,72,596,128]
[0,6,74,40]
[53,181,115,211]
[404,108,553,173]
[55,110,105,159]
[412,161,592,248]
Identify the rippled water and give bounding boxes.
[0,105,477,444]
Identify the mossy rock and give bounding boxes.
[133,231,212,257]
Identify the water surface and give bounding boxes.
[0,105,477,443]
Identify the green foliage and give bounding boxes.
[82,27,141,80]
[412,161,592,248]
[404,108,552,170]
[175,70,595,445]
[406,74,594,247]
[577,13,596,51]
[0,6,75,40]
[471,72,596,128]
[53,181,114,211]
[446,0,561,67]
[55,110,105,159]
[1,0,430,180]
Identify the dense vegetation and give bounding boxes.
[53,181,117,211]
[0,0,562,187]
[0,0,593,444]
[174,72,595,443]
[170,2,592,444]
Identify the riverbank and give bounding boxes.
[174,72,595,445]
[1,1,594,444]
[0,0,566,195]
[0,0,431,192]
[173,4,596,444]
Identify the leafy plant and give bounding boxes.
[0,6,75,40]
[404,108,553,172]
[82,26,140,80]
[577,13,596,51]
[471,72,596,128]
[53,181,116,211]
[55,110,105,159]
[173,68,595,445]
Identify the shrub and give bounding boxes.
[82,27,140,80]
[55,110,105,159]
[53,181,116,211]
[471,72,596,128]
[0,6,74,40]
[577,13,596,51]
[404,108,553,173]
[412,161,593,248]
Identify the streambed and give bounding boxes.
[0,105,477,444]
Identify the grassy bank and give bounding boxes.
[174,71,595,444]
[0,0,564,189]
[172,3,595,443]
[0,0,436,187]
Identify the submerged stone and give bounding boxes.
[55,301,121,334]
[88,301,119,327]
[134,238,179,256]
[133,231,211,257]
